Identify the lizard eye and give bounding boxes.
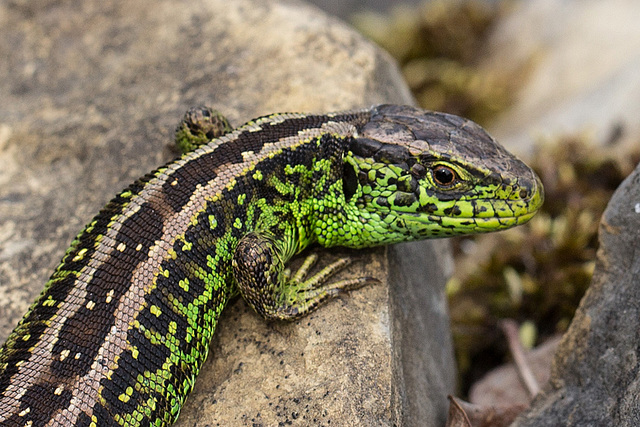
[432,165,457,187]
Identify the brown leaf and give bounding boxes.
[447,396,527,427]
[446,396,472,427]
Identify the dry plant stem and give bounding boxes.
[499,319,540,398]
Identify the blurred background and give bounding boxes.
[309,0,640,397]
[312,0,425,17]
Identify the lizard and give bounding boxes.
[0,104,543,426]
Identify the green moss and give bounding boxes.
[352,0,520,124]
[449,137,640,390]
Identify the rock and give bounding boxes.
[485,0,640,153]
[0,0,454,425]
[389,242,457,427]
[513,163,640,426]
[469,336,560,408]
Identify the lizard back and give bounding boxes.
[0,109,370,426]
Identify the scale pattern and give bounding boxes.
[0,105,543,426]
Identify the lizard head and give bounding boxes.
[329,104,543,246]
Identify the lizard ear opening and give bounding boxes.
[342,161,358,201]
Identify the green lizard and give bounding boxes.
[0,105,543,426]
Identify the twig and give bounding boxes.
[499,319,540,398]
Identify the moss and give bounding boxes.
[449,137,640,391]
[352,0,522,124]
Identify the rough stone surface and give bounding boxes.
[486,0,640,153]
[389,242,456,427]
[0,0,454,425]
[513,164,640,426]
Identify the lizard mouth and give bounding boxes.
[402,209,536,235]
[395,181,544,237]
[439,173,544,223]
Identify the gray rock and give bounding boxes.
[513,164,640,426]
[0,0,454,425]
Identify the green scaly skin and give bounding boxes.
[0,105,543,426]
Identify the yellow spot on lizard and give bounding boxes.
[106,289,115,304]
[72,248,88,262]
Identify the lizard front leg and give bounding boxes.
[232,230,377,321]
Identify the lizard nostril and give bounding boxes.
[519,188,528,199]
